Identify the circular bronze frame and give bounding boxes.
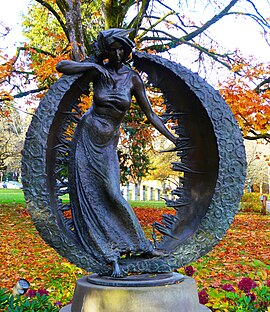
[22,52,246,275]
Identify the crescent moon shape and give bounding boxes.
[21,52,246,274]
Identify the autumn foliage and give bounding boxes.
[1,200,269,310]
[220,60,270,141]
[1,1,269,142]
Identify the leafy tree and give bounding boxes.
[220,60,270,141]
[0,108,27,179]
[147,136,180,186]
[118,85,167,186]
[118,102,154,196]
[0,0,268,139]
[0,0,270,185]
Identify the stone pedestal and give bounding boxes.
[60,273,210,312]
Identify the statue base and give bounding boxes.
[60,273,210,312]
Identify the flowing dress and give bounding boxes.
[69,65,152,263]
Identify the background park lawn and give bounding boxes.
[0,189,26,205]
[0,189,269,310]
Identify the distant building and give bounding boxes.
[121,179,176,201]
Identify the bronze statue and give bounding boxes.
[22,28,246,278]
[56,29,177,277]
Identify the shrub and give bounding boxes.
[205,277,270,311]
[0,287,60,312]
[240,192,263,213]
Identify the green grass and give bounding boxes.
[0,189,267,213]
[129,200,166,208]
[0,189,166,208]
[0,189,25,205]
[0,189,70,205]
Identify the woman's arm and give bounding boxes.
[132,72,177,144]
[56,60,111,80]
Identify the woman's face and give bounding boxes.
[107,41,125,69]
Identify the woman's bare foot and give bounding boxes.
[111,258,124,278]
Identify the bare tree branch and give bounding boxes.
[244,132,270,141]
[0,87,48,102]
[17,46,56,58]
[140,32,235,70]
[245,0,270,27]
[181,0,239,42]
[0,22,10,38]
[34,0,69,39]
[128,0,151,39]
[136,10,177,41]
[255,77,270,93]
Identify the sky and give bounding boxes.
[182,0,270,62]
[0,0,30,54]
[1,0,269,59]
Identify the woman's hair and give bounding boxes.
[97,28,135,63]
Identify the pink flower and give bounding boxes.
[184,265,195,277]
[198,289,209,305]
[238,277,257,293]
[259,301,269,308]
[266,280,270,288]
[54,301,63,307]
[26,289,37,298]
[221,283,235,292]
[37,288,49,296]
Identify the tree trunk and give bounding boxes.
[65,0,86,61]
[101,0,124,29]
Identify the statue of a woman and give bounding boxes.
[56,28,177,277]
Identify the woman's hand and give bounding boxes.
[92,64,113,82]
